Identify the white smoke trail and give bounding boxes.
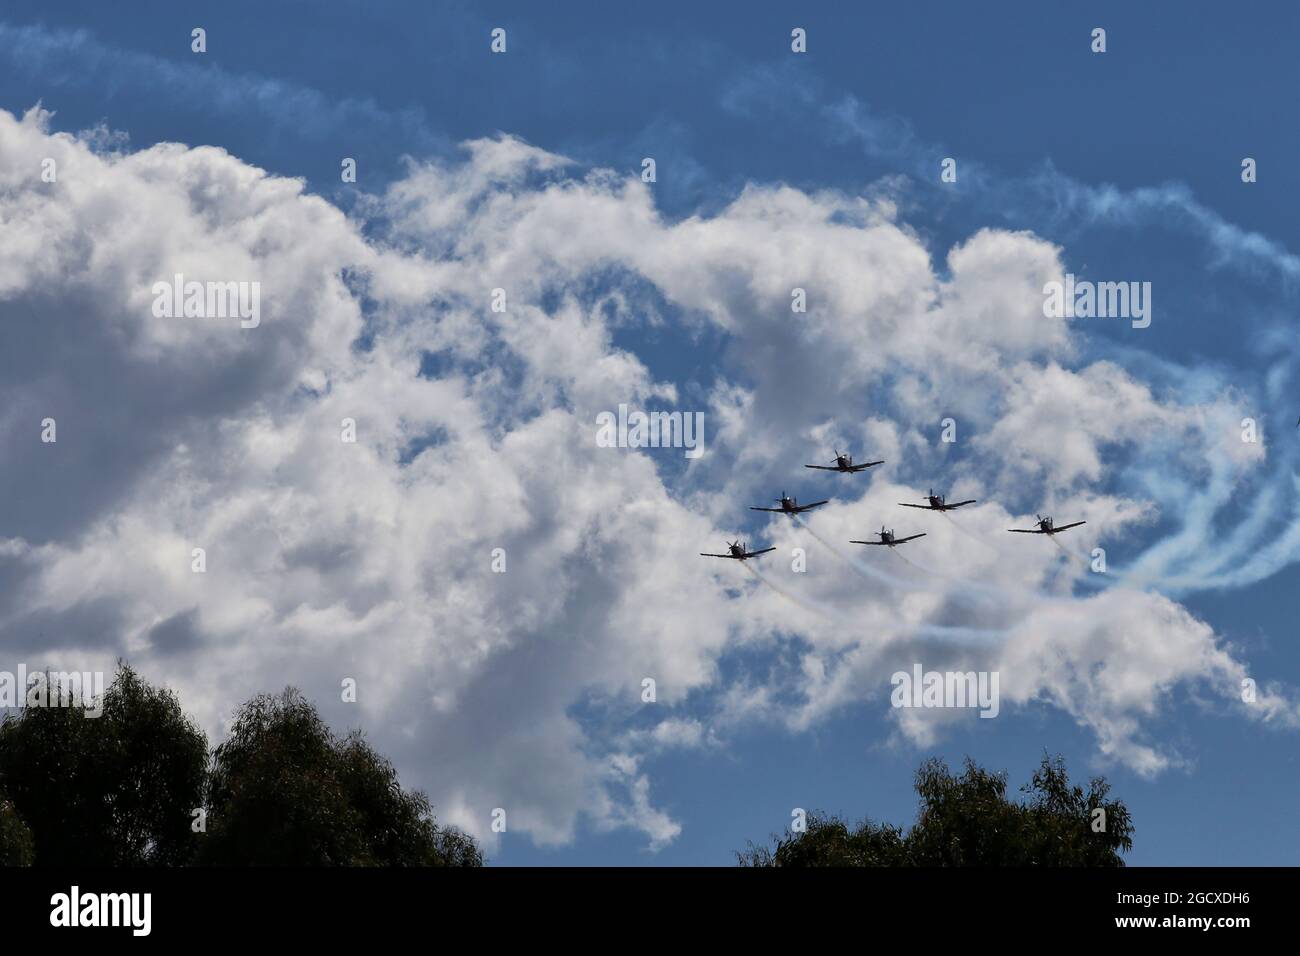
[879,548,1015,624]
[940,512,999,554]
[897,622,1006,643]
[1049,533,1091,567]
[887,531,1010,604]
[1154,452,1300,593]
[794,513,1011,607]
[741,561,834,620]
[790,514,927,592]
[1112,422,1300,596]
[852,520,1011,605]
[889,546,927,573]
[742,562,997,640]
[788,515,1009,642]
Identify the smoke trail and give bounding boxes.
[796,513,1015,606]
[880,526,1011,603]
[1075,454,1300,594]
[728,520,1004,642]
[891,533,1010,603]
[1049,533,1091,567]
[741,561,834,620]
[889,547,927,573]
[791,514,927,591]
[895,621,1006,644]
[1113,423,1300,595]
[1153,451,1300,593]
[940,512,999,554]
[889,540,977,586]
[749,557,1002,642]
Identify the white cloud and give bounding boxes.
[2,107,1297,853]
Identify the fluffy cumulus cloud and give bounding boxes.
[1,105,1297,850]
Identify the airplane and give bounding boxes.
[750,492,829,515]
[699,541,777,561]
[1007,515,1086,536]
[851,526,926,548]
[898,489,977,512]
[804,449,884,473]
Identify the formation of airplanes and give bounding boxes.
[703,449,1087,560]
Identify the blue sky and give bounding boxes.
[2,1,1299,865]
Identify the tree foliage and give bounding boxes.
[0,664,208,865]
[738,754,1133,867]
[0,797,34,866]
[198,688,482,866]
[0,667,482,867]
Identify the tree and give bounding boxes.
[0,664,208,865]
[905,757,1034,865]
[0,797,34,866]
[1017,753,1133,866]
[738,813,907,867]
[198,688,481,866]
[737,753,1133,867]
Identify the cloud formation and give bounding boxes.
[1,105,1296,852]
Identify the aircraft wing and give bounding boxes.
[750,507,783,512]
[803,464,839,470]
[1053,521,1086,532]
[744,547,776,557]
[849,460,884,471]
[893,533,926,544]
[699,552,739,558]
[897,502,931,509]
[849,540,887,546]
[793,500,829,512]
[1007,528,1045,534]
[945,499,977,509]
